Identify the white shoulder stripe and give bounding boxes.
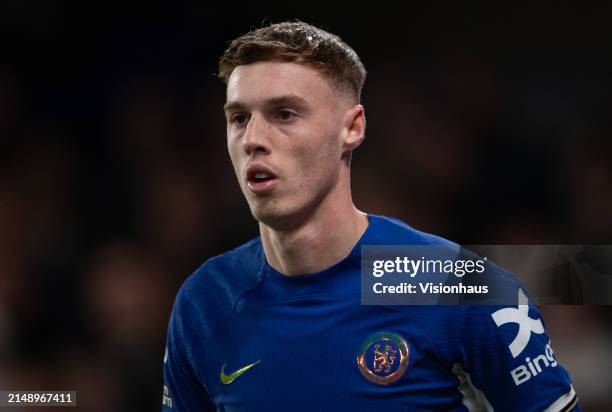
[452,363,494,412]
[542,386,578,412]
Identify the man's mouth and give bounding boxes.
[253,172,274,182]
[246,165,278,194]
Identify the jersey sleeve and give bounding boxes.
[457,289,580,412]
[162,293,216,412]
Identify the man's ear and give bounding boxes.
[343,104,366,151]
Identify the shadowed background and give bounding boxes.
[1,2,611,411]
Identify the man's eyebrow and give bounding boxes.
[223,101,246,113]
[223,94,310,113]
[266,94,309,108]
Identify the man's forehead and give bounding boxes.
[225,61,334,105]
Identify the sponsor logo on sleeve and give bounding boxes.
[491,288,544,358]
[491,289,560,386]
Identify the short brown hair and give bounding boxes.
[218,21,366,101]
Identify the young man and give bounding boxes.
[162,22,579,411]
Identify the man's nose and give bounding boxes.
[242,114,270,155]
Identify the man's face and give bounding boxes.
[225,61,351,229]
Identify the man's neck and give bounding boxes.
[259,199,368,276]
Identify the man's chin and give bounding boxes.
[250,205,301,231]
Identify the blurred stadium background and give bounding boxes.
[1,2,611,411]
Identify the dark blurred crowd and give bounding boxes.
[1,3,611,411]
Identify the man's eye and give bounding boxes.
[276,110,297,121]
[231,113,249,125]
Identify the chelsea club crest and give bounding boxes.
[357,332,410,385]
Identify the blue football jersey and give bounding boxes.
[162,214,579,411]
